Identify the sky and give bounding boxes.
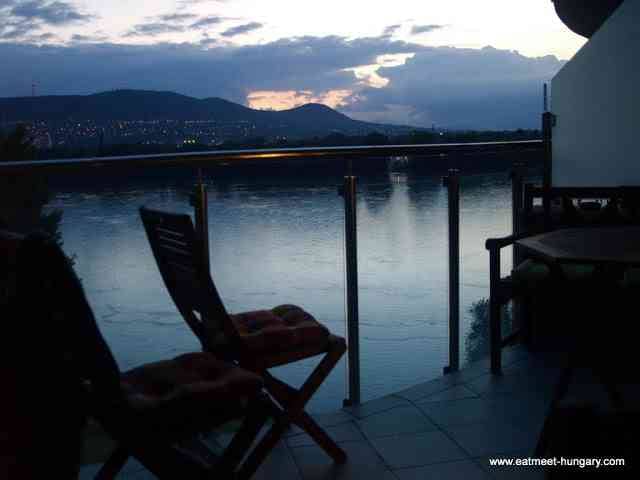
[0,0,587,129]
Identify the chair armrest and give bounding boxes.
[485,232,535,251]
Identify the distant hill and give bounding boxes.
[0,89,414,138]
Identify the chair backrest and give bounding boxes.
[139,207,237,351]
[1,230,121,477]
[521,185,640,234]
[1,230,122,395]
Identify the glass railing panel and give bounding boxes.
[42,166,348,413]
[357,169,449,401]
[204,170,347,413]
[459,168,543,364]
[459,171,514,364]
[44,169,203,367]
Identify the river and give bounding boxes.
[47,165,530,412]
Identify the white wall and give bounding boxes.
[552,0,640,186]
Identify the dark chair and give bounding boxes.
[485,186,640,374]
[139,207,348,466]
[0,230,275,479]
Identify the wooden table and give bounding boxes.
[517,228,640,455]
[516,226,640,268]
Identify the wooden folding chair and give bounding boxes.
[140,207,348,466]
[1,230,276,479]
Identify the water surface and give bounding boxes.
[48,167,520,411]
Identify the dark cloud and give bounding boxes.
[0,17,40,40]
[159,13,198,23]
[0,36,563,129]
[71,33,108,43]
[190,16,224,29]
[221,22,263,37]
[125,22,186,37]
[382,24,401,36]
[0,35,415,101]
[135,12,219,33]
[343,46,562,129]
[9,0,92,25]
[0,0,93,41]
[410,24,444,35]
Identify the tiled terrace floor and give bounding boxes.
[81,346,627,479]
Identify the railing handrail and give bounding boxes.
[0,140,542,173]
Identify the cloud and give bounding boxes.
[382,24,401,36]
[221,22,263,37]
[0,0,93,41]
[159,13,198,23]
[343,46,562,129]
[179,0,228,4]
[0,36,563,129]
[125,22,186,37]
[71,33,108,43]
[0,16,41,40]
[190,16,224,29]
[9,1,92,25]
[410,24,444,35]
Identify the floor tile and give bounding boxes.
[418,385,480,403]
[357,406,437,439]
[370,430,468,469]
[394,459,490,480]
[313,411,358,426]
[343,395,411,419]
[287,411,356,436]
[417,397,503,427]
[466,371,552,398]
[445,422,536,457]
[287,422,364,447]
[290,440,391,480]
[394,378,457,402]
[251,441,302,480]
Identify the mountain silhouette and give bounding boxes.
[0,89,410,138]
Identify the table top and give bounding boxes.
[516,227,640,266]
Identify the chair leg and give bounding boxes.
[217,395,274,477]
[95,447,129,480]
[254,339,347,464]
[295,411,347,462]
[235,416,289,480]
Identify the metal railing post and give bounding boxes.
[511,162,525,263]
[340,175,361,406]
[542,112,554,231]
[511,163,525,335]
[190,170,210,272]
[443,169,460,374]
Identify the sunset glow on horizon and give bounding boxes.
[247,89,354,110]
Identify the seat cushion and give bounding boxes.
[230,304,329,354]
[120,352,263,411]
[511,259,596,289]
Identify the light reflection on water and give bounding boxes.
[47,168,522,412]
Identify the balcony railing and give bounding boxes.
[0,139,543,406]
